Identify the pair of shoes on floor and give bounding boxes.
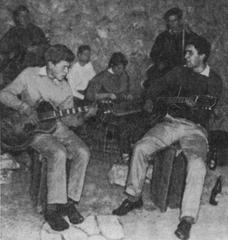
[174,218,193,240]
[45,204,84,231]
[112,198,143,216]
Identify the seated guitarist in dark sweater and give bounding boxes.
[112,36,223,240]
[0,44,97,231]
[86,52,138,162]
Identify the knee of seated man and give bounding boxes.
[53,146,67,162]
[77,146,91,162]
[186,154,207,176]
[133,141,149,157]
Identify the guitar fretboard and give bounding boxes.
[156,95,217,111]
[158,96,190,104]
[38,106,89,121]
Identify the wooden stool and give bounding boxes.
[103,122,121,159]
[28,148,70,213]
[28,148,47,213]
[151,144,187,212]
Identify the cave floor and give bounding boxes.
[1,132,228,240]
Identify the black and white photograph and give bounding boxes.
[0,1,228,240]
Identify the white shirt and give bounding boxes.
[67,62,96,99]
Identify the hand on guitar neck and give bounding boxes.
[84,103,98,118]
[143,99,154,113]
[185,97,197,108]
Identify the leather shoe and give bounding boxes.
[44,210,69,231]
[112,198,143,216]
[60,204,84,224]
[174,219,192,240]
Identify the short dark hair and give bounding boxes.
[187,36,211,63]
[45,44,75,64]
[108,52,128,68]
[13,5,29,25]
[164,7,183,21]
[77,45,91,55]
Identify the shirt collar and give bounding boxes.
[200,65,210,77]
[39,66,48,76]
[38,66,61,85]
[108,68,114,74]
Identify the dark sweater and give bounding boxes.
[145,66,223,129]
[86,69,130,101]
[0,23,49,86]
[150,29,197,71]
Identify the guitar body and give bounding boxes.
[36,101,57,132]
[151,95,218,121]
[1,102,57,151]
[152,99,169,120]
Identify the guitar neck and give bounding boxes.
[38,106,89,121]
[158,96,189,104]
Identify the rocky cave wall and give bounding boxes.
[1,0,228,129]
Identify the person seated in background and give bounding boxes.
[67,44,96,105]
[86,51,131,102]
[112,35,222,240]
[0,44,97,231]
[0,5,50,89]
[143,7,197,89]
[86,52,136,161]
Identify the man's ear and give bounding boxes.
[200,53,206,63]
[47,61,54,69]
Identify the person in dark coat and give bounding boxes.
[0,5,49,88]
[143,7,198,89]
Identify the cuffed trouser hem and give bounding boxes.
[68,194,80,203]
[180,214,196,224]
[47,199,68,205]
[125,187,141,197]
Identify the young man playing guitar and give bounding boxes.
[112,36,223,240]
[0,44,97,231]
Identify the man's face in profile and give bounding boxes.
[185,44,205,70]
[49,60,70,81]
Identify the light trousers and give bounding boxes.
[31,121,90,204]
[126,115,208,222]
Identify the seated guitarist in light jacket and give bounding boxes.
[0,44,97,231]
[112,35,222,240]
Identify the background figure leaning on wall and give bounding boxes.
[0,5,49,89]
[143,7,198,90]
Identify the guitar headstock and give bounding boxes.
[98,99,114,113]
[195,95,218,111]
